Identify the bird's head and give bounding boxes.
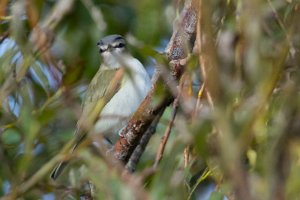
[97,35,127,68]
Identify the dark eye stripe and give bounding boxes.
[116,43,125,48]
[112,43,125,48]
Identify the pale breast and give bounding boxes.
[94,57,151,143]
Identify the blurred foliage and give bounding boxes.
[0,0,300,200]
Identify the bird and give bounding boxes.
[51,34,151,180]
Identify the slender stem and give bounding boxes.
[153,97,179,168]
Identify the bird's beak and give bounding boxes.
[99,45,113,54]
[107,44,113,52]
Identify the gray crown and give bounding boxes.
[97,35,126,53]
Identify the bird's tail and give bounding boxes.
[51,161,69,180]
[50,131,86,180]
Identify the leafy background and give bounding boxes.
[1,0,300,200]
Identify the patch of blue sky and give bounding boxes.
[0,38,22,64]
[196,183,228,200]
[0,39,16,57]
[43,64,60,90]
[29,61,50,92]
[2,180,11,195]
[42,193,56,200]
[7,95,21,117]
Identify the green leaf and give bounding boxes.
[1,128,21,145]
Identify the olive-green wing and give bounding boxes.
[51,68,122,180]
[77,68,121,132]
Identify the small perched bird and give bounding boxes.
[51,34,151,180]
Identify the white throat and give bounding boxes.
[101,50,126,69]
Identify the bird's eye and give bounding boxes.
[115,43,125,48]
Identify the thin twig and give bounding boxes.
[153,96,179,168]
[187,167,212,200]
[192,83,205,119]
[183,146,190,168]
[183,83,205,168]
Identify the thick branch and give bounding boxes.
[125,111,163,173]
[113,79,174,163]
[113,0,198,164]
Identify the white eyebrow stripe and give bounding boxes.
[111,42,125,48]
[111,42,120,47]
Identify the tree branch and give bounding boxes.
[125,111,163,173]
[113,0,198,164]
